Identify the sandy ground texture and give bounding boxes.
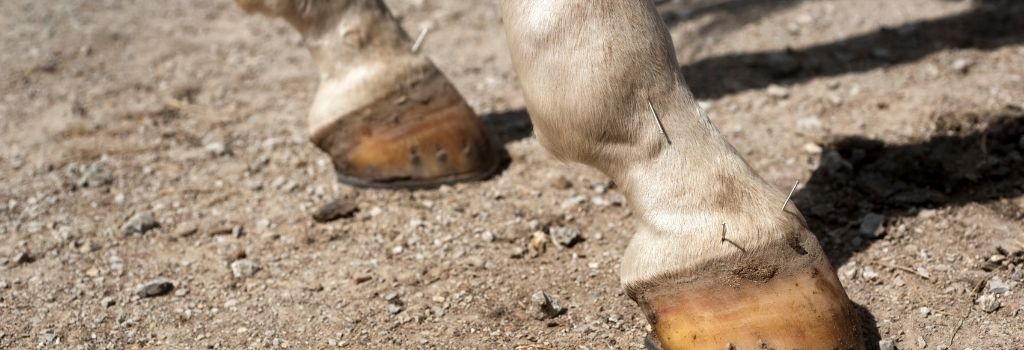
[2,0,1023,348]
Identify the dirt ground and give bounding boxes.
[1,0,1023,348]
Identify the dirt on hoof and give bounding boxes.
[1,0,1022,348]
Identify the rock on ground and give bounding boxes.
[122,212,159,235]
[135,278,174,298]
[230,259,262,278]
[529,291,566,320]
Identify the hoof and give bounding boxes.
[310,70,501,189]
[643,257,863,350]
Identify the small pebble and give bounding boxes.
[802,142,823,155]
[951,58,973,74]
[861,267,879,280]
[78,162,113,188]
[916,336,927,348]
[312,199,358,223]
[529,291,566,320]
[101,297,115,307]
[550,176,572,190]
[481,231,495,242]
[766,84,790,98]
[135,278,174,298]
[205,142,228,156]
[387,303,403,315]
[548,226,582,248]
[987,277,1011,295]
[37,331,59,347]
[529,231,548,256]
[879,339,895,350]
[976,293,1000,313]
[122,212,159,235]
[11,251,33,265]
[858,213,886,238]
[796,116,823,131]
[560,195,587,210]
[230,259,261,278]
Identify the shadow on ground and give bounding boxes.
[682,0,1024,99]
[796,110,1024,268]
[658,0,806,37]
[796,109,1024,349]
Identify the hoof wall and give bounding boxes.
[648,260,863,349]
[312,73,501,189]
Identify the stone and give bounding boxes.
[230,259,261,278]
[951,58,973,74]
[205,142,228,156]
[312,199,358,223]
[11,251,33,265]
[976,293,999,313]
[560,195,587,210]
[821,150,853,175]
[916,336,926,348]
[879,339,895,350]
[548,226,582,248]
[987,277,1010,295]
[861,267,879,280]
[766,84,790,98]
[802,142,823,155]
[550,176,572,190]
[78,162,113,188]
[529,231,548,256]
[481,231,495,242]
[101,297,115,307]
[796,116,823,131]
[135,278,174,298]
[37,330,59,347]
[529,291,566,320]
[918,307,931,318]
[122,212,159,235]
[858,213,886,238]
[387,303,403,315]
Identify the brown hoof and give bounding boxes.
[310,71,501,189]
[641,257,863,350]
